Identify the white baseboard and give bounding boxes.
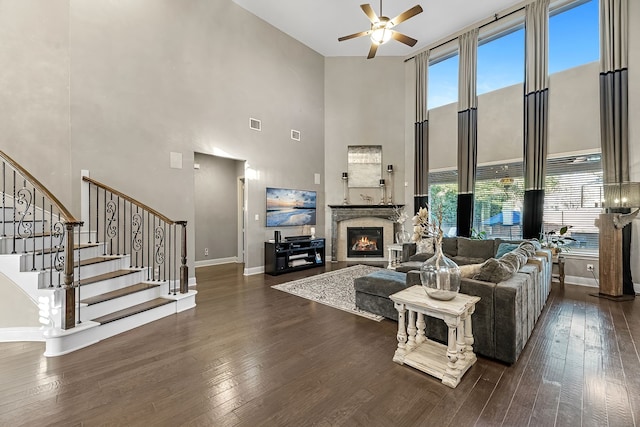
[564,275,598,288]
[564,276,640,294]
[0,327,45,342]
[244,265,265,276]
[194,257,238,268]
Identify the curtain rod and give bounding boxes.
[404,5,525,63]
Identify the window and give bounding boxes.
[543,153,602,251]
[477,27,525,95]
[428,53,459,109]
[549,0,599,74]
[473,162,525,240]
[428,170,458,236]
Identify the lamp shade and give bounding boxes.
[602,182,640,208]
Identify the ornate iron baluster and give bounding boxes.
[106,197,117,256]
[16,186,34,254]
[52,221,65,279]
[2,162,5,237]
[12,171,16,254]
[154,222,165,282]
[132,211,143,268]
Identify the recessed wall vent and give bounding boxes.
[291,129,301,141]
[249,118,261,131]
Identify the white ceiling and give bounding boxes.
[232,0,525,57]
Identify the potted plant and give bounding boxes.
[540,225,576,254]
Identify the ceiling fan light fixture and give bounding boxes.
[338,3,423,59]
[370,26,391,45]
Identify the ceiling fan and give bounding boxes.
[338,1,423,59]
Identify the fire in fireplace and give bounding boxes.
[347,227,384,258]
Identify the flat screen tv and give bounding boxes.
[266,187,317,227]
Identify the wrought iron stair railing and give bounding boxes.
[0,150,82,330]
[82,176,188,296]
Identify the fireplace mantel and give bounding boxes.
[328,204,405,261]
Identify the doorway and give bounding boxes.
[193,152,246,267]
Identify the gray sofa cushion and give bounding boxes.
[395,261,423,273]
[457,237,496,260]
[408,251,434,263]
[452,256,487,266]
[442,237,458,257]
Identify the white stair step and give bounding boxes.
[78,282,162,321]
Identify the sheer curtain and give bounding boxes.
[414,51,430,212]
[456,29,479,237]
[522,0,550,239]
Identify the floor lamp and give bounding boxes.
[593,182,640,301]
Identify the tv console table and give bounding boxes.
[264,238,325,275]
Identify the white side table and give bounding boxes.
[390,286,480,388]
[387,243,404,269]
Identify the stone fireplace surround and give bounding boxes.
[328,205,405,262]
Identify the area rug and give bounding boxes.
[271,264,385,321]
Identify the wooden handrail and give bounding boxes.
[82,176,175,224]
[0,150,79,223]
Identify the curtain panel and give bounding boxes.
[414,51,430,212]
[600,0,629,185]
[456,29,478,238]
[599,0,632,295]
[522,0,549,239]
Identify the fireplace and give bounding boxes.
[347,227,384,258]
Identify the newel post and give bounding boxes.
[61,222,77,329]
[177,221,188,293]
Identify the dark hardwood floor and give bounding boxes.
[1,263,639,426]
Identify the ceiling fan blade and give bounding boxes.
[338,30,371,42]
[389,5,423,27]
[367,43,378,59]
[360,4,379,23]
[390,31,418,47]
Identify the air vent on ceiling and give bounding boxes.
[291,129,301,141]
[249,118,261,131]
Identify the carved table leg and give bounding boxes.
[464,306,477,364]
[456,312,467,366]
[406,310,417,351]
[393,302,407,364]
[416,312,426,344]
[443,315,461,388]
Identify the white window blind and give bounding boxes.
[543,153,602,250]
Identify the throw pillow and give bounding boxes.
[517,241,537,257]
[500,250,527,272]
[473,258,518,283]
[495,243,520,258]
[416,237,434,254]
[459,262,485,278]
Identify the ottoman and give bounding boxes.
[354,269,419,320]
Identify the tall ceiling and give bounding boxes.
[232,0,525,57]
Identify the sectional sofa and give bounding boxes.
[354,237,552,364]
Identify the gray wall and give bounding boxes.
[194,153,241,263]
[0,0,71,205]
[0,0,325,274]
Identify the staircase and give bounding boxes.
[0,151,196,356]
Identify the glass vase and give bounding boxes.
[395,224,411,244]
[420,240,461,300]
